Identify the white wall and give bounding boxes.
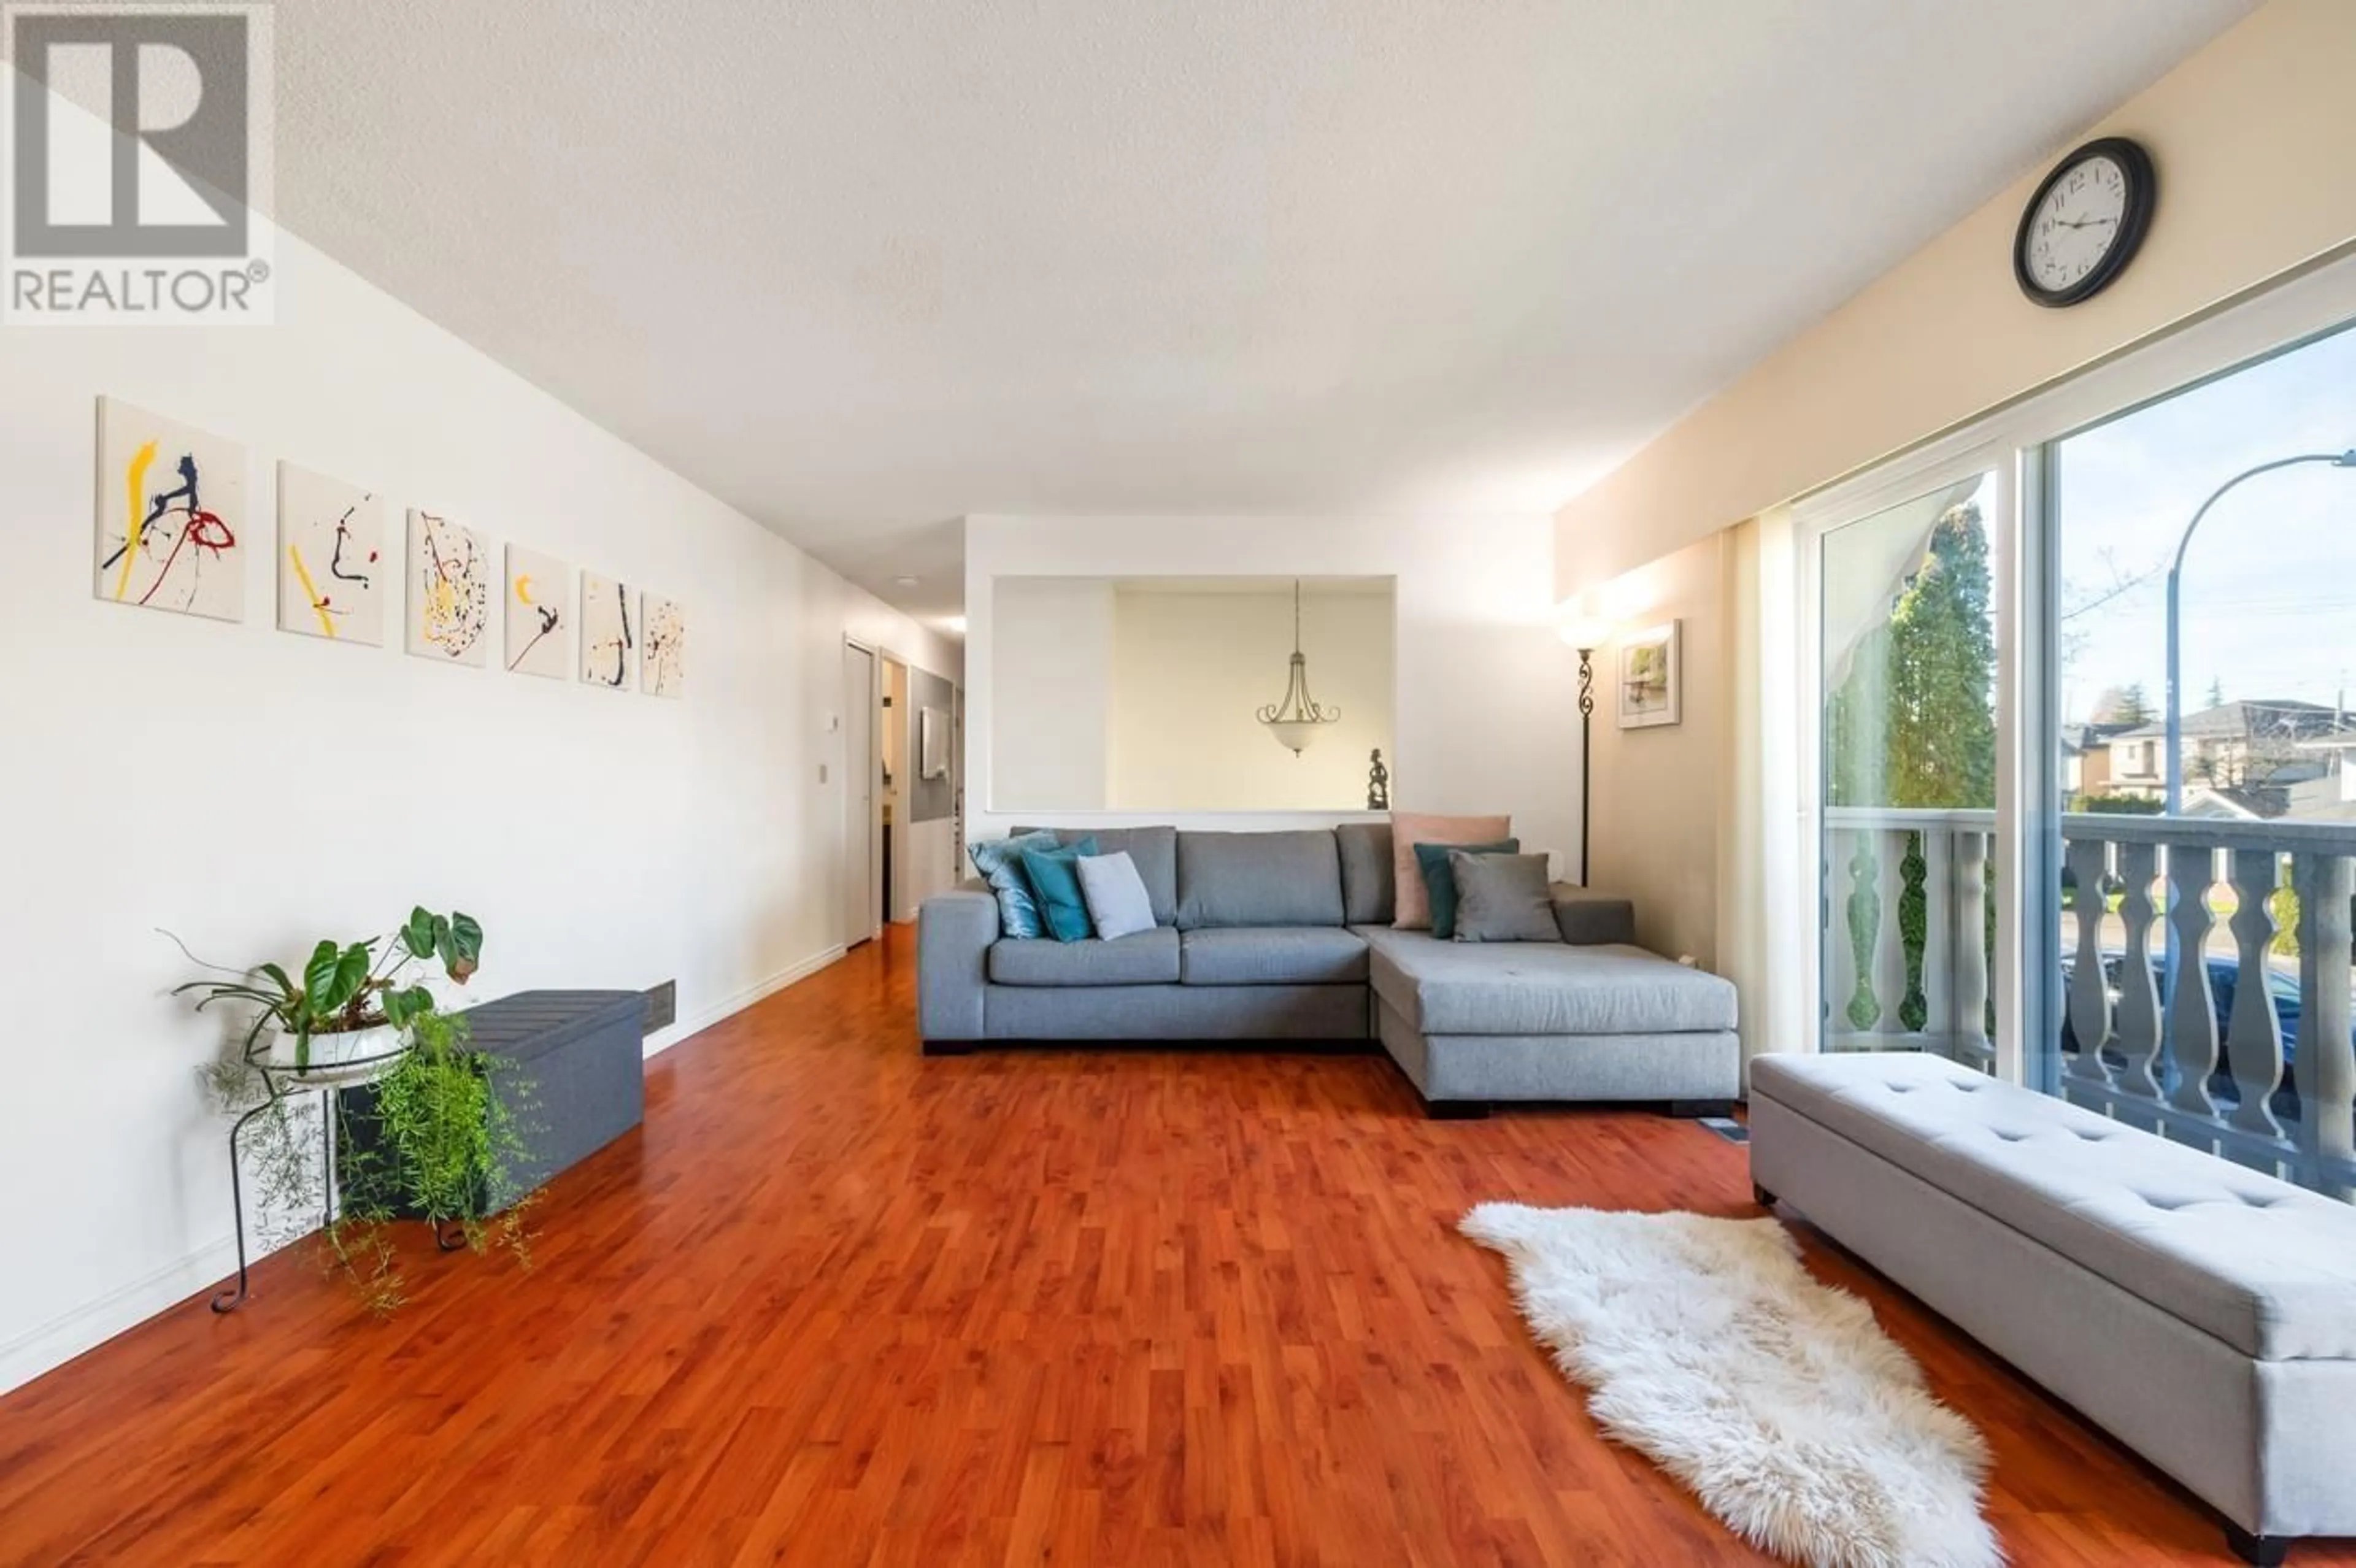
[988,577,1115,810]
[0,210,958,1393]
[966,515,1577,869]
[1109,586,1395,812]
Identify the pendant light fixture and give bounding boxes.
[1257,579,1339,755]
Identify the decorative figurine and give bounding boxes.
[1366,748,1390,811]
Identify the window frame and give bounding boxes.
[1787,250,2356,1083]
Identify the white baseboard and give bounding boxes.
[3,947,852,1397]
[645,944,847,1059]
[0,1235,242,1396]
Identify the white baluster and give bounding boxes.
[2114,840,2164,1099]
[2224,849,2286,1138]
[1952,830,1990,1053]
[1876,827,1912,1041]
[1840,829,1884,1037]
[1824,829,1858,1045]
[2066,836,2113,1088]
[2168,843,2221,1120]
[2293,851,2355,1194]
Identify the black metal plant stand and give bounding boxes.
[210,1038,406,1313]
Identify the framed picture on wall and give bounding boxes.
[1616,620,1681,729]
[919,705,950,780]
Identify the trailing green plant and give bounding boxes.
[329,1009,539,1313]
[175,907,535,1313]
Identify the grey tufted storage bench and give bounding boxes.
[1750,1051,2356,1566]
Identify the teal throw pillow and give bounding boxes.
[1019,837,1101,943]
[1414,838,1521,939]
[971,830,1062,939]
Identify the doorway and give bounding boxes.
[842,641,879,948]
[880,654,910,924]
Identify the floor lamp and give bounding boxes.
[1558,605,1615,886]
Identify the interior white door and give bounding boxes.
[843,642,879,947]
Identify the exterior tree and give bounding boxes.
[1824,502,1998,1036]
[2091,683,2154,726]
[1827,502,1996,810]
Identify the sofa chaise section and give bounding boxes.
[1358,923,1740,1116]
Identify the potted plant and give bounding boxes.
[177,907,483,1085]
[174,907,534,1312]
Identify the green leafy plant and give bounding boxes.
[172,907,482,1068]
[174,907,533,1313]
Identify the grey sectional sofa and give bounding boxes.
[918,823,1739,1117]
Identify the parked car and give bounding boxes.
[2058,952,2333,1120]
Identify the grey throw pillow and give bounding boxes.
[1076,850,1157,940]
[1449,851,1561,943]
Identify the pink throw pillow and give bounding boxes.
[1390,812,1512,929]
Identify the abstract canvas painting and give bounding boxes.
[642,593,686,698]
[277,463,385,645]
[505,545,572,678]
[406,510,490,666]
[95,397,247,621]
[580,571,634,690]
[1617,619,1682,729]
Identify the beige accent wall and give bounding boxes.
[1553,0,2356,598]
[1109,586,1396,813]
[1584,532,1730,971]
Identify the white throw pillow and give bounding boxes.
[1076,850,1156,940]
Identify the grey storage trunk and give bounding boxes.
[1750,1051,2356,1564]
[342,988,647,1210]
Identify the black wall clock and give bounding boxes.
[2013,136,2156,308]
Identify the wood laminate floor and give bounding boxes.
[2,927,2344,1565]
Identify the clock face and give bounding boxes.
[2023,155,2128,293]
[2014,138,2154,307]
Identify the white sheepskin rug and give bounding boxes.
[1462,1204,2001,1568]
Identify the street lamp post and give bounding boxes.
[2163,450,2356,815]
[2157,449,2356,1037]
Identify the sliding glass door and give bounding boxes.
[1815,471,2002,1067]
[2041,321,2356,1195]
[1798,271,2356,1199]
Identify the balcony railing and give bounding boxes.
[1823,806,2356,1197]
[1823,808,1997,1068]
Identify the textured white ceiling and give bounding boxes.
[272,0,2249,626]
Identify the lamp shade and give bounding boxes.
[1265,718,1323,755]
[1555,602,1614,652]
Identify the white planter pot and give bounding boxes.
[259,1023,404,1088]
